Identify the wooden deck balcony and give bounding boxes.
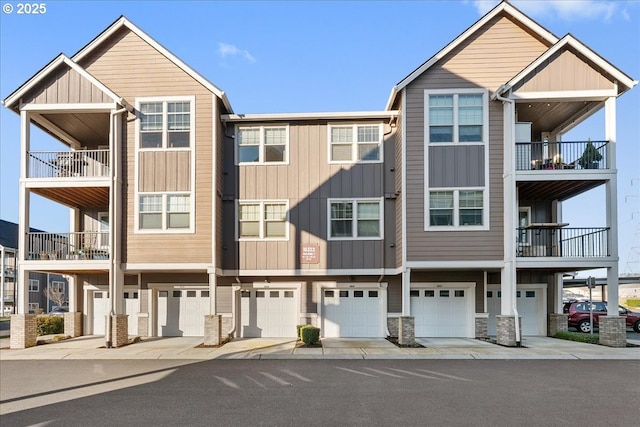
[27,231,110,261]
[28,149,110,179]
[516,226,609,258]
[515,140,608,172]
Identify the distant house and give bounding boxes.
[0,220,68,314]
[2,1,636,347]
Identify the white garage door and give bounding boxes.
[412,288,471,337]
[93,291,109,335]
[322,289,384,338]
[487,288,543,336]
[157,289,210,337]
[124,291,139,336]
[240,289,298,337]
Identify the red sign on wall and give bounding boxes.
[300,243,320,264]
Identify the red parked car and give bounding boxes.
[563,301,640,333]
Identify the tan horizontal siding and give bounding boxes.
[23,65,112,105]
[79,27,214,264]
[517,48,615,92]
[139,151,191,192]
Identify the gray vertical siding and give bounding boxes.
[222,120,398,271]
[429,145,485,188]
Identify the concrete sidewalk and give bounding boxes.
[1,335,639,360]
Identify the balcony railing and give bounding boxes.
[516,227,609,258]
[27,231,110,260]
[515,140,608,171]
[28,149,110,178]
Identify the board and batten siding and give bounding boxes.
[22,65,113,105]
[78,27,215,264]
[402,12,551,262]
[514,48,616,93]
[222,121,398,271]
[138,151,191,192]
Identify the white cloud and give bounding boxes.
[471,0,620,22]
[217,42,256,63]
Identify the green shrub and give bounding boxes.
[300,325,320,345]
[37,315,64,336]
[624,299,640,308]
[554,330,599,345]
[296,324,313,340]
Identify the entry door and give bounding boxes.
[124,291,139,336]
[93,291,109,335]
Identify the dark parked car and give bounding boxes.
[563,301,640,333]
[49,306,69,316]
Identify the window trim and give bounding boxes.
[327,123,384,164]
[518,206,532,246]
[136,96,195,151]
[50,281,65,293]
[327,197,384,241]
[425,188,488,231]
[29,279,39,292]
[235,124,290,165]
[236,200,290,241]
[136,192,195,234]
[424,89,488,146]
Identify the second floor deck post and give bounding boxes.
[605,94,619,315]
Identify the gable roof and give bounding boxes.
[71,16,233,113]
[0,219,45,249]
[385,1,559,110]
[501,34,638,96]
[2,54,129,110]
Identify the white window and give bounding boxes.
[139,193,192,231]
[426,91,487,144]
[237,201,289,240]
[427,189,486,229]
[329,124,383,163]
[29,279,39,292]
[139,100,193,149]
[29,303,39,312]
[50,281,65,293]
[98,212,109,248]
[518,207,531,245]
[237,125,288,164]
[328,199,383,240]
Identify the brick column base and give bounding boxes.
[110,314,129,348]
[204,315,222,346]
[496,315,522,347]
[10,314,38,349]
[387,317,399,337]
[548,313,568,336]
[137,313,149,337]
[64,312,83,337]
[475,313,489,339]
[398,316,415,346]
[599,316,626,348]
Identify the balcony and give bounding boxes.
[515,140,608,172]
[517,226,609,258]
[27,231,110,261]
[28,149,110,179]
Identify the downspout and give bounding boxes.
[105,106,127,349]
[226,277,241,338]
[379,116,395,338]
[492,85,521,346]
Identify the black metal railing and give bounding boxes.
[28,149,110,178]
[515,140,608,171]
[516,227,609,258]
[27,231,110,260]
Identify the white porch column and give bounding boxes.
[401,268,411,316]
[209,273,217,314]
[555,273,564,313]
[605,95,619,314]
[501,97,517,316]
[17,109,31,314]
[0,247,5,315]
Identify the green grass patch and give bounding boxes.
[554,330,599,345]
[0,317,10,322]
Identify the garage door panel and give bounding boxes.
[487,288,544,336]
[322,288,383,338]
[412,287,471,337]
[240,289,298,337]
[157,289,209,337]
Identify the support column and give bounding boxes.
[401,268,411,316]
[64,312,83,337]
[397,316,415,346]
[110,314,128,347]
[599,316,626,347]
[204,273,222,345]
[10,314,37,349]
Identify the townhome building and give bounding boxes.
[3,1,636,348]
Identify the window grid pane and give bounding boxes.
[238,128,260,146]
[357,126,379,143]
[330,126,353,143]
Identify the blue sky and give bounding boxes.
[1,0,638,274]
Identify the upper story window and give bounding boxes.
[329,124,382,163]
[29,279,39,292]
[428,189,485,229]
[426,90,486,144]
[139,98,193,149]
[328,198,383,240]
[139,193,192,232]
[237,200,289,240]
[237,125,288,164]
[50,281,65,293]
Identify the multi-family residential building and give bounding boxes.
[1,220,69,315]
[3,1,636,348]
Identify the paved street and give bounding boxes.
[1,359,639,426]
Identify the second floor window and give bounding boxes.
[427,92,485,144]
[237,126,288,164]
[29,279,39,292]
[329,199,382,240]
[139,193,191,231]
[140,100,192,149]
[428,189,484,228]
[237,201,288,240]
[329,124,382,163]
